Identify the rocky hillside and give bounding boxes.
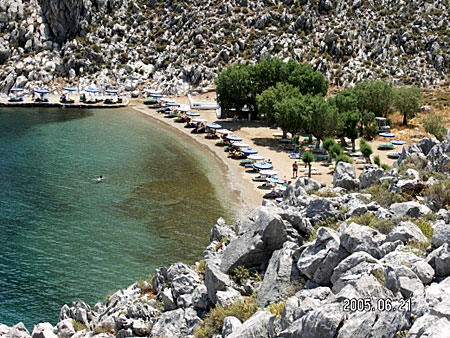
[2,135,450,337]
[0,0,448,94]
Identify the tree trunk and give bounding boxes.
[340,137,348,148]
[308,164,312,178]
[352,139,356,153]
[403,113,407,126]
[366,155,371,164]
[283,130,287,138]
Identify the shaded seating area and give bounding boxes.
[35,88,49,102]
[9,88,24,102]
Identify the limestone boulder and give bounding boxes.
[407,314,450,338]
[333,162,359,190]
[216,288,241,307]
[257,241,300,307]
[426,243,450,277]
[227,311,275,338]
[0,323,30,338]
[279,303,345,338]
[150,308,187,337]
[297,227,349,285]
[359,165,384,189]
[31,323,57,338]
[280,285,335,330]
[340,222,386,259]
[385,221,428,244]
[222,316,242,338]
[431,221,450,248]
[220,206,298,273]
[389,201,430,221]
[204,261,233,304]
[210,217,234,243]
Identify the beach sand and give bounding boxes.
[130,93,402,215]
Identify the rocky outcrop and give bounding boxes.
[4,137,450,337]
[0,0,448,94]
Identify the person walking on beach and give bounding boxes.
[292,162,298,178]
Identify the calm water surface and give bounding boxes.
[0,107,231,328]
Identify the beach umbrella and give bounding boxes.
[379,132,395,138]
[150,93,163,98]
[207,123,222,129]
[231,142,250,148]
[63,86,77,92]
[178,104,190,112]
[247,154,265,161]
[349,151,363,157]
[242,148,258,155]
[105,88,119,94]
[85,88,100,93]
[226,135,243,142]
[186,112,200,117]
[259,169,278,176]
[217,129,232,135]
[391,139,406,145]
[266,177,285,184]
[35,88,49,94]
[10,87,24,92]
[192,118,207,123]
[166,102,180,107]
[275,197,283,203]
[253,162,273,170]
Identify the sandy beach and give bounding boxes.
[129,93,406,214]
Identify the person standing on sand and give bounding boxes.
[292,162,298,178]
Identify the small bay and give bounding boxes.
[0,107,231,329]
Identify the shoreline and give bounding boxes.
[129,101,262,219]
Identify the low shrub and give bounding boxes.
[335,154,353,164]
[364,181,407,207]
[267,300,285,319]
[136,274,155,296]
[406,240,429,257]
[412,218,434,240]
[194,296,259,338]
[422,179,450,210]
[349,212,395,235]
[72,320,86,332]
[232,265,250,284]
[197,259,205,275]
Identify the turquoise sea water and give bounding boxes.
[0,107,229,329]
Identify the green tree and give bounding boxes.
[329,143,343,163]
[423,113,447,141]
[273,95,306,138]
[323,138,336,153]
[354,80,394,118]
[394,86,422,125]
[374,155,381,167]
[342,111,361,152]
[361,111,379,139]
[287,62,329,96]
[336,154,353,164]
[252,56,287,95]
[302,151,314,178]
[360,139,373,164]
[307,96,339,147]
[257,83,301,127]
[215,64,253,112]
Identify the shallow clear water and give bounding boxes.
[0,107,229,329]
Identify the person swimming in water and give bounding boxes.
[96,175,104,183]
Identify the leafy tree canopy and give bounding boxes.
[394,86,422,125]
[354,80,394,118]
